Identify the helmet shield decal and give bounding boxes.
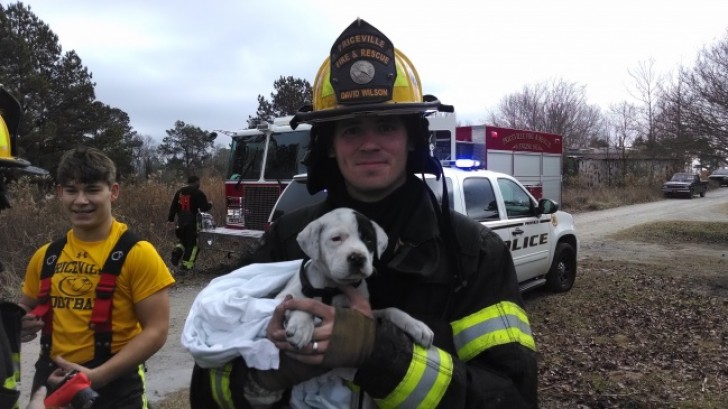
[329,19,396,105]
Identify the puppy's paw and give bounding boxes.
[284,311,315,349]
[404,321,434,348]
[375,308,435,348]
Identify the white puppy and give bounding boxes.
[276,207,434,350]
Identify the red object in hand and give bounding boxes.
[44,370,98,409]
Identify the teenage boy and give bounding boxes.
[19,147,175,409]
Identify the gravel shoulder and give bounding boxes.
[19,188,728,405]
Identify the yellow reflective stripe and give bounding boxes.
[209,363,235,409]
[137,364,149,409]
[3,374,17,390]
[376,344,453,409]
[451,301,536,361]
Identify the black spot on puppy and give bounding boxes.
[353,211,378,258]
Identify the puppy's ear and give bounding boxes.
[372,220,388,259]
[296,218,322,259]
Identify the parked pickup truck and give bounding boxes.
[269,167,579,293]
[662,172,708,198]
[708,168,728,186]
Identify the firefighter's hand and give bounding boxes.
[268,287,375,367]
[26,386,47,409]
[20,314,43,343]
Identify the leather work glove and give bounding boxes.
[321,307,377,368]
[250,353,330,391]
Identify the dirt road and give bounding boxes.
[18,188,728,403]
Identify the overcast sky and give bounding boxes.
[18,0,728,147]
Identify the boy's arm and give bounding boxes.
[70,289,170,388]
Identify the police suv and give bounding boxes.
[269,166,579,293]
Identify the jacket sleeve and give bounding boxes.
[168,190,179,222]
[353,222,538,408]
[196,190,213,213]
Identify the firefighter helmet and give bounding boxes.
[294,19,451,195]
[0,86,29,168]
[290,19,452,128]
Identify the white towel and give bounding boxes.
[181,259,301,369]
[181,258,357,408]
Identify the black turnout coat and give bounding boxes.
[191,178,538,408]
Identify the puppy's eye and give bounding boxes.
[331,235,342,242]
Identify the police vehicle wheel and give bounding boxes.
[546,242,576,292]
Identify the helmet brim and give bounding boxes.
[290,99,453,130]
[0,157,30,168]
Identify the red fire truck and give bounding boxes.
[199,116,311,244]
[428,114,564,202]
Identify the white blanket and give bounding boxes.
[181,259,357,408]
[181,259,301,369]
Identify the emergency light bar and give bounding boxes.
[439,159,482,170]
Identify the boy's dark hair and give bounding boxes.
[187,175,200,184]
[57,147,117,186]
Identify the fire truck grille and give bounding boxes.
[244,185,282,230]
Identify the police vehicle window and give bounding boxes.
[462,177,499,221]
[497,178,533,218]
[229,134,266,180]
[270,179,327,223]
[264,130,310,180]
[423,176,453,205]
[431,130,453,161]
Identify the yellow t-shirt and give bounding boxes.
[22,220,175,363]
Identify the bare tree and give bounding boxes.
[682,31,728,164]
[487,79,605,148]
[627,59,662,150]
[607,101,640,151]
[130,135,160,179]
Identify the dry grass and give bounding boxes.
[561,182,665,213]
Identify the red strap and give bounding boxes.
[89,273,117,331]
[30,277,52,321]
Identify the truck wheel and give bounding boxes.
[546,242,576,292]
[700,191,705,197]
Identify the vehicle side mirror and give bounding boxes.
[537,198,559,215]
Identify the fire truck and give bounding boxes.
[428,114,564,202]
[199,116,311,247]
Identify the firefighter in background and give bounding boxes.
[167,175,212,272]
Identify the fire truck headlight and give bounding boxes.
[226,208,243,224]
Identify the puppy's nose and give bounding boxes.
[347,253,366,268]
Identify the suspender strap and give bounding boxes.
[30,237,68,321]
[30,237,67,356]
[90,231,139,359]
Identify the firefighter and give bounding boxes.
[1,85,29,409]
[190,19,537,408]
[167,175,212,273]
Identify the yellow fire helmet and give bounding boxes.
[0,85,29,168]
[290,18,453,129]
